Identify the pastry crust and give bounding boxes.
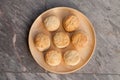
[72,32,88,49]
[53,32,70,48]
[44,16,60,31]
[45,50,62,66]
[34,33,50,51]
[64,50,80,66]
[63,15,79,32]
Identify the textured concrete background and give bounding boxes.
[0,0,120,80]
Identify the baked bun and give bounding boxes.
[44,16,60,31]
[53,32,70,48]
[63,15,79,32]
[72,32,88,49]
[34,33,50,51]
[64,50,80,66]
[45,50,62,66]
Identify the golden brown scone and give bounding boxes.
[53,32,70,48]
[45,50,62,66]
[72,32,88,49]
[63,15,79,32]
[44,16,60,31]
[34,33,50,51]
[64,50,80,66]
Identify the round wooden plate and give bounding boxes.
[28,7,96,74]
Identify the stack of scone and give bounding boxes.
[34,15,88,67]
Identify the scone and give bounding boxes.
[72,32,88,49]
[44,16,60,31]
[34,33,50,51]
[53,32,70,48]
[63,15,79,32]
[45,50,62,66]
[64,50,80,66]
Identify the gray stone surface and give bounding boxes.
[0,72,120,80]
[0,0,120,79]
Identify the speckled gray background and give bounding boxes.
[0,0,120,80]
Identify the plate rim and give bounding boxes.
[28,7,96,74]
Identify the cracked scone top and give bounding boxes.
[72,32,88,49]
[64,50,81,66]
[34,33,50,51]
[45,50,62,66]
[63,15,79,32]
[44,15,60,31]
[53,32,70,48]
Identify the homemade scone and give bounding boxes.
[45,50,62,66]
[44,15,60,31]
[63,15,79,32]
[72,32,88,49]
[64,50,80,66]
[34,33,50,51]
[53,32,70,48]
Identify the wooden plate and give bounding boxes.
[28,7,96,74]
